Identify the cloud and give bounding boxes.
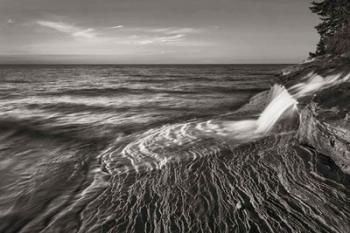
[72,28,96,39]
[134,34,186,45]
[37,20,96,39]
[121,27,199,36]
[111,25,124,29]
[109,27,198,45]
[8,18,14,24]
[150,27,198,35]
[35,20,205,47]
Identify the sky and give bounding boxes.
[0,0,320,64]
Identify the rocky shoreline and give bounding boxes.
[236,55,350,175]
[284,56,350,174]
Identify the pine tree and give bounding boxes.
[310,0,350,57]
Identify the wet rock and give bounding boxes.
[293,63,350,174]
[297,102,350,174]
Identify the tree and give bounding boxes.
[310,0,350,57]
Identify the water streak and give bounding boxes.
[209,72,350,140]
[290,72,350,98]
[200,85,298,140]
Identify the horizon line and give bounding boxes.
[0,63,296,66]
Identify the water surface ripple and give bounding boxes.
[0,65,349,233]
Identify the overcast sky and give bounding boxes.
[0,0,319,64]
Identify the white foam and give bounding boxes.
[256,85,298,134]
[198,85,297,139]
[290,72,348,98]
[200,72,350,140]
[106,71,350,172]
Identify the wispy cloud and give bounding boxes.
[149,27,198,35]
[35,20,207,48]
[108,26,198,45]
[117,26,199,35]
[37,20,97,39]
[136,34,185,45]
[111,25,124,29]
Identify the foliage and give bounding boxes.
[309,0,350,57]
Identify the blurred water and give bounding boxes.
[1,65,349,233]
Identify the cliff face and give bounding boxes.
[297,102,350,173]
[283,56,350,174]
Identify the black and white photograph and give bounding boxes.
[0,0,349,232]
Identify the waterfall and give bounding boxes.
[256,84,298,134]
[290,72,349,98]
[201,71,349,140]
[208,85,298,140]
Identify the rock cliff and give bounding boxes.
[282,56,350,174]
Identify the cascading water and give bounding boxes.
[255,84,298,134]
[111,71,350,173]
[1,65,349,233]
[199,84,298,140]
[290,72,350,98]
[207,71,350,140]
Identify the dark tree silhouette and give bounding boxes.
[310,0,350,57]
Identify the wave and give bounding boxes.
[1,65,349,233]
[101,85,298,174]
[102,70,350,174]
